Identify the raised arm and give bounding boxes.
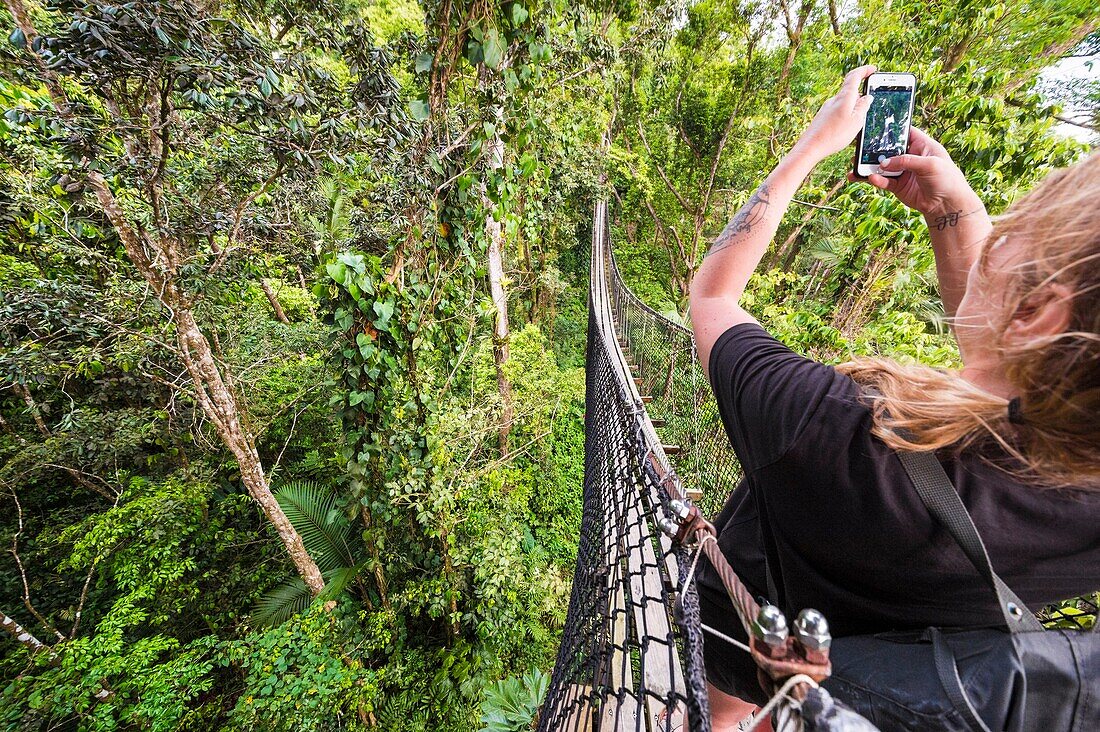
[691,66,877,379]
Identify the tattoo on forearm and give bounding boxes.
[707,183,771,257]
[932,207,983,231]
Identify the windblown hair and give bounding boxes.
[838,153,1100,488]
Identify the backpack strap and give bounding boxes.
[896,449,1044,633]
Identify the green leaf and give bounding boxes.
[373,300,394,325]
[483,28,505,70]
[415,53,434,74]
[252,578,312,627]
[510,3,529,25]
[409,98,430,121]
[326,261,346,285]
[519,153,536,177]
[274,481,356,571]
[318,565,365,602]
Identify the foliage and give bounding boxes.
[2,0,1096,728]
[478,667,550,732]
[215,604,381,732]
[252,481,363,627]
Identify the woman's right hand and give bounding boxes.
[848,127,983,216]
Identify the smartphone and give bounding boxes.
[853,72,916,178]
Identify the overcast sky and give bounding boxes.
[1039,53,1098,145]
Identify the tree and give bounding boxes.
[1,0,393,594]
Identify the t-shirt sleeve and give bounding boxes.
[708,323,843,472]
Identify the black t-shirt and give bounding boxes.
[695,323,1100,637]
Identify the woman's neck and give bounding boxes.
[959,362,1013,399]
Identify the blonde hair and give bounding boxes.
[838,152,1100,488]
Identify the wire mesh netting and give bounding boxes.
[538,204,710,732]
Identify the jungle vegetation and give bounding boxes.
[0,0,1096,729]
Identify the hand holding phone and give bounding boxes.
[853,72,916,178]
[850,127,984,219]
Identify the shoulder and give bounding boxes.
[707,323,871,471]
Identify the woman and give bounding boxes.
[689,65,1100,730]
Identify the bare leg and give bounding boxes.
[707,682,771,732]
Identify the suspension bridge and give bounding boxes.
[537,202,1099,732]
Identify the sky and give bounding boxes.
[1038,53,1098,145]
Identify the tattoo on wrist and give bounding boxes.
[708,183,771,256]
[932,207,983,231]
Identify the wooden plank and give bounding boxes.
[559,684,597,732]
[601,556,641,732]
[597,478,640,732]
[623,492,684,732]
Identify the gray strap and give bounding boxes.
[930,629,994,732]
[896,450,1044,633]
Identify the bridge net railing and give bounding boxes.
[538,204,710,732]
[605,246,741,518]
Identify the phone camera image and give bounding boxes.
[861,86,912,165]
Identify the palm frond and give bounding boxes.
[808,236,846,268]
[251,566,364,628]
[252,578,313,627]
[318,564,365,602]
[275,480,356,571]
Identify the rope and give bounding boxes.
[701,622,752,655]
[700,532,760,638]
[743,674,820,732]
[682,533,718,594]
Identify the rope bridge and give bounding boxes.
[539,202,1098,732]
[537,202,712,732]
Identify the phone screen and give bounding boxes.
[860,85,913,165]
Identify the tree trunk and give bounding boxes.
[2,609,113,699]
[777,41,799,99]
[486,215,513,455]
[175,309,326,594]
[1,610,50,656]
[482,69,513,456]
[827,0,840,34]
[12,381,49,435]
[259,278,291,324]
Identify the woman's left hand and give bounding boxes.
[792,65,877,163]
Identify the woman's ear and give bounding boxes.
[1003,283,1074,345]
